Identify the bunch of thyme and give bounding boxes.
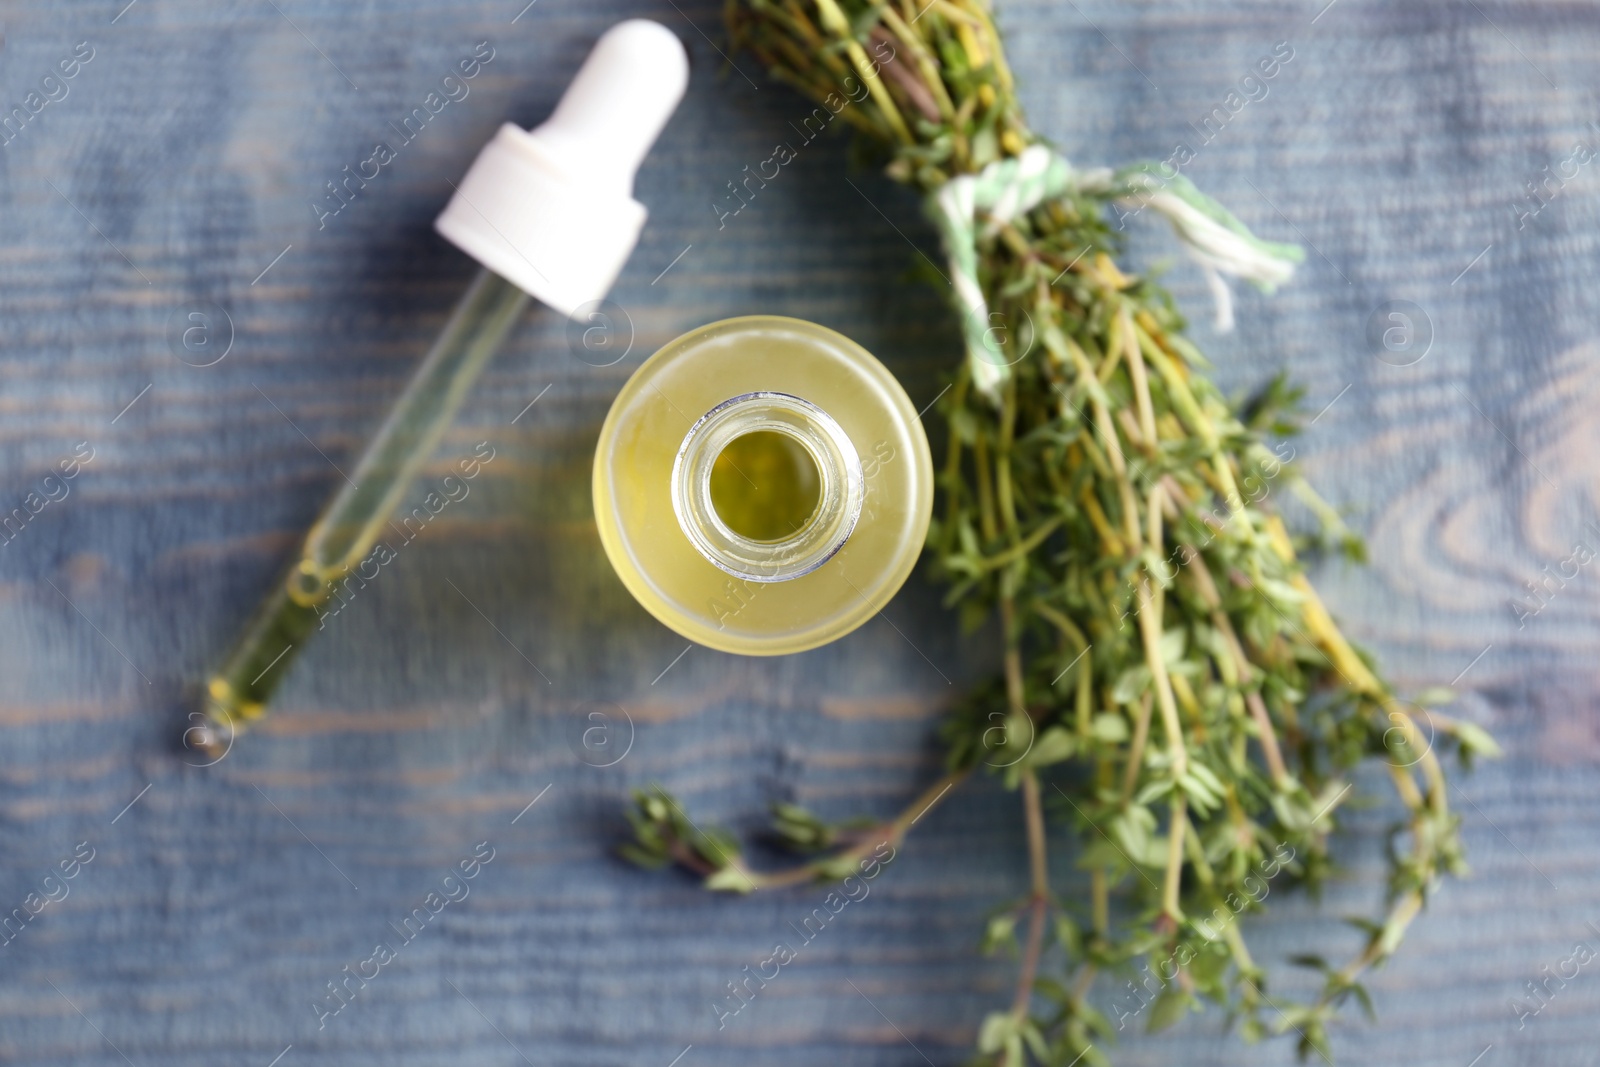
[623,1,1500,1062]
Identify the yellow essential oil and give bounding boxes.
[593,316,933,655]
[707,430,822,542]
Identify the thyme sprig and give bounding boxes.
[623,2,1499,1063]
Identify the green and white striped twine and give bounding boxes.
[927,144,1305,402]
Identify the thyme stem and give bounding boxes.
[744,769,971,890]
[1011,770,1050,1019]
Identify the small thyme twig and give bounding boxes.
[624,770,969,893]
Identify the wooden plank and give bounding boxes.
[0,1,1597,1065]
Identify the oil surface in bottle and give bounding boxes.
[708,431,822,542]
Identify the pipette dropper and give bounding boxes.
[188,20,689,758]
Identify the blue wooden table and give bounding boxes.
[3,1,1598,1065]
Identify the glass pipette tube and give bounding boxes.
[192,268,529,756]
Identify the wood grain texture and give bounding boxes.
[1,0,1598,1065]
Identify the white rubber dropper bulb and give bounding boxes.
[435,19,691,316]
[529,19,690,197]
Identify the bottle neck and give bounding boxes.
[671,391,863,583]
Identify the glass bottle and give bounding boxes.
[593,316,932,655]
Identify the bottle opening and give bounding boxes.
[672,392,863,583]
[709,430,823,543]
